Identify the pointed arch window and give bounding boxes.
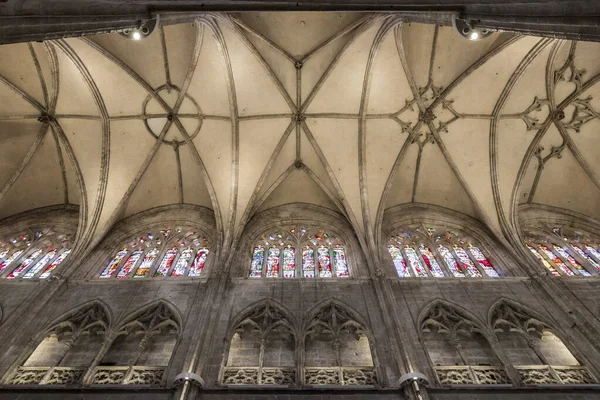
[387,226,502,278]
[0,229,72,280]
[91,303,179,385]
[221,303,296,386]
[7,303,108,385]
[99,228,210,279]
[249,226,349,279]
[491,302,595,384]
[524,225,600,277]
[304,303,377,386]
[420,303,507,385]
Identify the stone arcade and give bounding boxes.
[0,2,600,399]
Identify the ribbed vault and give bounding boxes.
[1,12,599,261]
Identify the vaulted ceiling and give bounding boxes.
[0,12,599,255]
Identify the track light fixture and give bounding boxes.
[452,17,493,41]
[119,17,159,41]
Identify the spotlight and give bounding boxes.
[452,17,493,41]
[119,17,159,41]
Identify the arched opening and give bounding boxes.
[491,302,594,384]
[91,302,179,385]
[303,302,377,386]
[7,303,108,385]
[221,302,296,386]
[420,302,507,385]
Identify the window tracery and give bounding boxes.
[0,229,72,280]
[249,226,349,279]
[92,302,179,385]
[221,302,296,386]
[99,228,209,279]
[421,303,508,385]
[8,303,108,385]
[524,225,600,277]
[304,303,377,386]
[387,225,501,278]
[491,302,595,385]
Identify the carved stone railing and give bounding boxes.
[305,366,377,386]
[9,366,86,385]
[92,366,165,385]
[517,365,595,385]
[435,366,509,385]
[221,366,296,385]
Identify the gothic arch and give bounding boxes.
[90,300,182,386]
[417,299,508,385]
[382,204,523,277]
[301,299,379,386]
[78,205,216,279]
[236,203,367,278]
[220,299,298,386]
[227,299,299,336]
[487,298,596,384]
[4,300,110,385]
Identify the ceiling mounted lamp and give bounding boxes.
[119,16,159,41]
[452,17,493,41]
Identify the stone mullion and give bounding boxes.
[258,335,266,384]
[182,248,197,277]
[148,243,170,278]
[548,242,583,276]
[464,246,488,277]
[487,335,521,386]
[112,248,134,279]
[430,244,453,278]
[18,248,49,279]
[82,332,115,384]
[449,246,471,277]
[536,244,568,276]
[165,248,183,277]
[582,244,600,268]
[566,244,598,276]
[525,334,550,366]
[414,244,434,278]
[32,249,63,279]
[399,247,418,278]
[0,246,37,278]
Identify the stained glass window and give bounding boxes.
[333,246,349,277]
[318,246,332,277]
[419,245,444,277]
[266,247,280,278]
[283,245,295,278]
[438,245,464,277]
[155,247,178,276]
[8,248,43,279]
[117,249,143,278]
[250,226,348,279]
[134,248,159,277]
[302,246,315,278]
[39,249,71,279]
[585,245,600,263]
[527,244,559,276]
[468,245,499,277]
[0,250,24,273]
[101,248,128,278]
[539,245,574,276]
[453,245,482,277]
[189,248,209,276]
[388,245,409,277]
[99,228,210,279]
[553,245,590,276]
[572,245,600,271]
[23,249,57,279]
[172,247,193,277]
[250,246,265,278]
[405,246,427,277]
